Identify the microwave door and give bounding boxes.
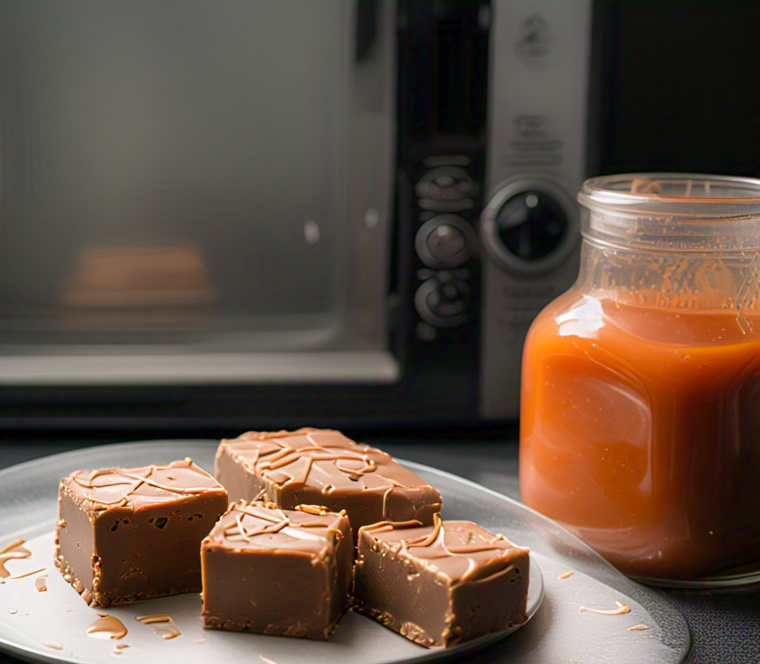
[0,0,397,387]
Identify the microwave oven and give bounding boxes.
[1,0,758,431]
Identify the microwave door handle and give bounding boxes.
[355,0,379,62]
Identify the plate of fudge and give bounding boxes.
[0,429,545,664]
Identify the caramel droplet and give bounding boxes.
[579,601,631,616]
[42,642,64,650]
[85,614,128,640]
[136,613,180,639]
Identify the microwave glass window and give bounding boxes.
[0,0,393,354]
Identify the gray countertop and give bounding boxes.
[1,433,758,664]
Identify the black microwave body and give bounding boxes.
[0,0,758,432]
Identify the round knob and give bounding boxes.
[481,177,579,275]
[415,166,476,201]
[415,215,475,268]
[415,277,470,328]
[494,190,567,260]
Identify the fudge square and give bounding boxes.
[353,515,530,648]
[214,428,442,534]
[201,500,352,639]
[55,458,228,607]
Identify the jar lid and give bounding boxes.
[578,173,760,252]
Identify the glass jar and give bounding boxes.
[519,173,760,586]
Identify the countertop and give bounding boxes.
[1,431,758,664]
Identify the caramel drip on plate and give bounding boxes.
[85,614,128,640]
[136,614,180,639]
[3,567,46,581]
[0,539,31,578]
[42,642,64,650]
[580,601,631,615]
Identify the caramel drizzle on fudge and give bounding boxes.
[69,458,222,509]
[362,514,524,583]
[210,501,347,556]
[216,429,443,530]
[224,429,408,487]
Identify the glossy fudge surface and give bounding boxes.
[353,516,530,648]
[201,500,352,639]
[55,458,228,607]
[214,428,442,535]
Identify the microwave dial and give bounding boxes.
[415,275,470,328]
[481,177,579,275]
[415,215,475,268]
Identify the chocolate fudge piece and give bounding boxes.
[55,458,228,607]
[214,428,442,536]
[201,500,352,639]
[353,515,530,648]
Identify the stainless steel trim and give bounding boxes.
[0,351,400,384]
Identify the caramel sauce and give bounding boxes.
[85,614,128,640]
[579,601,631,616]
[521,294,760,579]
[42,642,64,650]
[0,539,31,578]
[136,613,180,639]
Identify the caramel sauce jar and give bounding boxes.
[519,174,760,586]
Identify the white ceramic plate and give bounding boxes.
[0,441,691,664]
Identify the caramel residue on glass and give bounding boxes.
[558,571,574,580]
[35,575,48,592]
[628,624,650,631]
[113,643,131,655]
[85,614,128,640]
[580,600,631,615]
[136,613,180,639]
[0,539,32,578]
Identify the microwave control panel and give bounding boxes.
[413,164,478,333]
[396,0,489,346]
